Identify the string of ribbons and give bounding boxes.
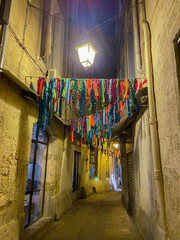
[30,77,147,141]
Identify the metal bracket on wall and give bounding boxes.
[135,86,148,106]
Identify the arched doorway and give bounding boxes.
[24,124,48,227]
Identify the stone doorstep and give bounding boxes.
[23,217,53,240]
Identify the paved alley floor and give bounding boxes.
[35,191,142,240]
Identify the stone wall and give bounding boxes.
[116,0,180,239]
[3,0,65,84]
[0,77,70,239]
[133,109,162,239]
[0,77,115,239]
[3,0,46,83]
[132,0,180,238]
[0,76,113,239]
[0,1,115,240]
[0,79,37,239]
[145,1,180,239]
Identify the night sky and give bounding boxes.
[70,0,118,78]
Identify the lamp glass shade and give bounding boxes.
[76,43,97,69]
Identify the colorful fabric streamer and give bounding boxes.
[32,77,142,141]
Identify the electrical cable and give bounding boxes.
[28,1,145,35]
[28,3,85,34]
[88,15,121,34]
[8,24,46,75]
[18,2,32,78]
[9,0,145,82]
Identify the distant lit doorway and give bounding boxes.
[24,124,48,228]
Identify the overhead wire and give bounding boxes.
[18,2,32,78]
[28,2,85,34]
[9,0,145,80]
[87,15,121,34]
[28,0,145,35]
[8,24,46,75]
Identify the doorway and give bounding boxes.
[24,124,48,227]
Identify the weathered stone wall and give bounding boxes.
[0,79,37,240]
[133,109,162,239]
[144,1,180,239]
[0,77,90,239]
[43,121,65,220]
[0,78,113,239]
[0,1,65,238]
[0,1,115,240]
[3,0,46,84]
[116,0,180,239]
[3,0,64,84]
[120,138,129,210]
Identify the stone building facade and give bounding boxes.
[0,0,180,240]
[0,1,115,239]
[116,0,180,240]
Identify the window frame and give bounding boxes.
[24,128,49,228]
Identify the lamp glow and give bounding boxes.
[76,43,97,69]
[113,143,119,149]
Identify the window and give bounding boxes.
[89,145,97,179]
[40,0,53,60]
[72,151,80,192]
[0,0,12,25]
[127,9,136,78]
[40,0,65,76]
[24,124,48,228]
[173,29,180,94]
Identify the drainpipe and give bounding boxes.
[142,21,167,236]
[137,0,167,236]
[132,0,142,74]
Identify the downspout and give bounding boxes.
[135,0,167,237]
[142,19,167,237]
[132,0,142,74]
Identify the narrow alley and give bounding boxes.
[0,0,180,240]
[33,191,142,240]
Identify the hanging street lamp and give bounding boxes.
[76,42,97,70]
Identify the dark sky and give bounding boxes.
[69,0,118,78]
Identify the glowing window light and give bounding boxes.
[76,43,97,70]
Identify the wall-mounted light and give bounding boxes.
[76,42,97,70]
[113,143,119,149]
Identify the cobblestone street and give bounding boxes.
[35,191,142,240]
